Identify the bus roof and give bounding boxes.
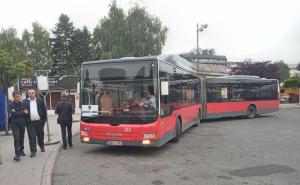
[81,56,158,65]
[82,54,197,74]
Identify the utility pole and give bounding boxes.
[196,24,208,76]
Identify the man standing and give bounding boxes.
[24,89,47,156]
[9,91,29,161]
[55,94,74,150]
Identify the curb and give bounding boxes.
[40,143,61,185]
[41,131,79,185]
[279,105,300,109]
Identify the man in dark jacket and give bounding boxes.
[10,91,29,161]
[23,89,47,157]
[55,94,74,149]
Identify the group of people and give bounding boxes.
[8,88,74,162]
[9,89,47,161]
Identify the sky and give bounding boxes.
[1,0,300,64]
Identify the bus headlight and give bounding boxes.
[142,140,151,145]
[80,131,88,136]
[83,137,90,142]
[144,133,156,139]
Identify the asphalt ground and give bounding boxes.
[52,109,300,185]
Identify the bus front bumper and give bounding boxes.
[80,130,175,147]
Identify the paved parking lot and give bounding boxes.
[53,109,300,185]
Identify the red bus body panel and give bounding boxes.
[206,100,279,119]
[80,104,200,147]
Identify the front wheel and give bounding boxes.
[247,105,256,119]
[171,118,182,143]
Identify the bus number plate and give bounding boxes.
[107,141,123,146]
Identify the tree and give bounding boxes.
[296,62,300,71]
[92,1,168,59]
[284,76,300,87]
[22,22,51,72]
[274,60,290,82]
[71,26,92,72]
[51,14,75,76]
[126,4,168,57]
[93,0,127,59]
[232,59,280,79]
[0,50,31,134]
[0,27,26,63]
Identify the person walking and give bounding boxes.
[23,89,47,156]
[55,94,74,150]
[9,91,29,161]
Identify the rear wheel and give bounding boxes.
[247,105,256,119]
[171,118,182,142]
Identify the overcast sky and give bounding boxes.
[1,0,300,63]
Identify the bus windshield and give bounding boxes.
[81,60,158,124]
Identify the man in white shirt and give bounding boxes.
[24,89,47,157]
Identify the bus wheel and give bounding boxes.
[194,111,201,127]
[171,118,182,143]
[247,105,256,119]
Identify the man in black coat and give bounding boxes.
[10,91,29,161]
[23,89,47,157]
[55,94,74,149]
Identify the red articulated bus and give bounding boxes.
[200,76,279,119]
[80,55,279,147]
[80,55,201,147]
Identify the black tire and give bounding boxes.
[194,111,201,127]
[247,105,256,119]
[171,118,182,142]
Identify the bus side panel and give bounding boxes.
[206,100,279,119]
[256,100,279,114]
[172,103,200,127]
[159,114,177,137]
[206,102,248,118]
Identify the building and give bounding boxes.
[180,49,231,76]
[17,76,80,114]
[290,70,300,77]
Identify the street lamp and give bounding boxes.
[196,24,208,76]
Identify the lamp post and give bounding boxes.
[196,24,208,76]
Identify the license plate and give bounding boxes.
[106,140,123,146]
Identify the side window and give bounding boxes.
[207,83,228,102]
[229,83,244,102]
[207,84,221,102]
[159,62,173,117]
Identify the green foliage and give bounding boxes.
[0,50,32,88]
[126,4,168,57]
[93,1,168,60]
[0,28,26,63]
[71,26,93,72]
[284,76,300,87]
[22,22,51,72]
[93,1,127,59]
[297,62,300,71]
[51,14,75,76]
[274,60,290,82]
